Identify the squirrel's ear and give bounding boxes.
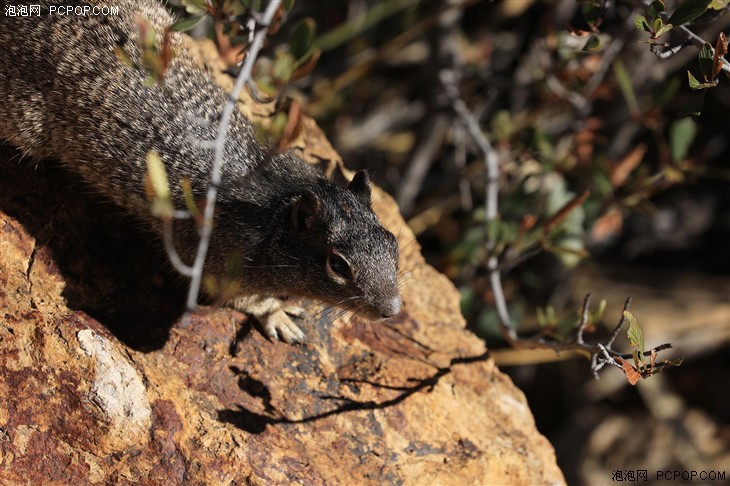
[291,191,321,233]
[348,170,372,207]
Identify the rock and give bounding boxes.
[0,37,564,485]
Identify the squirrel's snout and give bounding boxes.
[380,295,402,318]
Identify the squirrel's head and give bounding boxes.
[285,170,401,320]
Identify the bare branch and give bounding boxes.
[576,293,592,345]
[607,297,632,349]
[162,219,194,277]
[396,114,450,214]
[650,40,689,60]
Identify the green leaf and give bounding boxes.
[181,0,207,14]
[180,178,200,222]
[113,45,135,69]
[291,47,320,75]
[614,60,640,115]
[668,0,712,27]
[272,52,295,84]
[170,15,203,32]
[241,0,263,11]
[594,299,607,324]
[315,1,414,52]
[687,70,717,89]
[487,218,502,246]
[491,110,514,141]
[283,0,295,12]
[625,310,646,364]
[654,76,681,108]
[551,240,588,267]
[634,14,651,31]
[536,305,556,327]
[653,17,663,33]
[546,306,556,325]
[649,0,666,18]
[698,42,714,80]
[583,34,601,51]
[536,307,545,326]
[669,118,697,161]
[688,70,701,89]
[269,111,288,142]
[632,349,642,370]
[147,151,169,200]
[289,18,316,61]
[202,274,218,298]
[708,0,729,9]
[580,0,601,26]
[656,23,673,37]
[146,150,173,219]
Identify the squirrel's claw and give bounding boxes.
[263,309,306,344]
[226,295,307,344]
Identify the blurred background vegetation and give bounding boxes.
[177,0,729,482]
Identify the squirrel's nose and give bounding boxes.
[380,295,402,318]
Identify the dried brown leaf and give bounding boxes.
[616,357,641,386]
[611,144,646,187]
[590,206,623,242]
[278,99,304,150]
[543,190,590,234]
[291,49,321,81]
[160,28,174,78]
[215,20,245,66]
[711,33,728,80]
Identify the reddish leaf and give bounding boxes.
[590,206,623,243]
[711,33,728,80]
[160,28,174,78]
[277,99,304,150]
[616,357,641,386]
[521,214,538,231]
[565,23,590,36]
[611,144,646,187]
[215,20,245,66]
[543,190,590,234]
[291,49,321,81]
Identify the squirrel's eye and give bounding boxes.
[326,252,353,282]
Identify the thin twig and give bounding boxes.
[583,36,626,96]
[576,293,591,345]
[650,40,689,60]
[455,112,504,328]
[162,220,194,277]
[396,114,450,214]
[496,244,543,272]
[184,0,283,312]
[452,121,473,211]
[441,66,513,339]
[607,297,632,348]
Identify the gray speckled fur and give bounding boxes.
[0,0,401,319]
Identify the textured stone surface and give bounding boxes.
[0,38,564,485]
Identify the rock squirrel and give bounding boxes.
[0,0,402,343]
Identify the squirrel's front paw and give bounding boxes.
[261,309,306,344]
[225,295,306,344]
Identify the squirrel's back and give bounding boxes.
[0,0,262,217]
